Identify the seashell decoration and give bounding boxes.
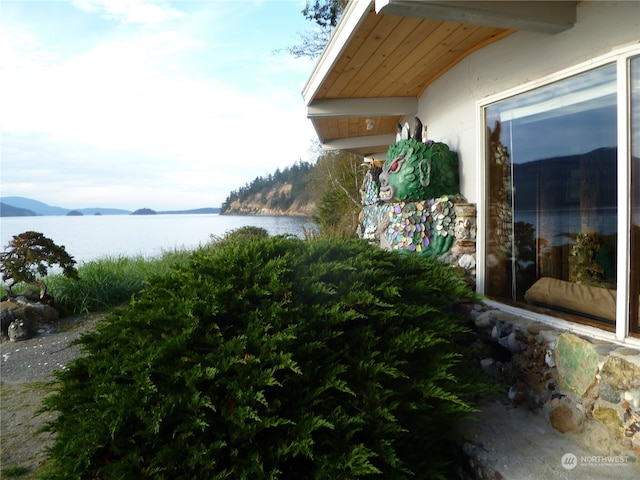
[358,196,456,254]
[360,168,381,206]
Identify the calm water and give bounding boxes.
[0,214,316,264]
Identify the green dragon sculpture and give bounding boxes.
[379,119,459,203]
[373,118,461,257]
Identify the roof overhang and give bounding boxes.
[303,0,577,159]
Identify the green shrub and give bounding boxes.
[208,225,271,245]
[41,236,492,479]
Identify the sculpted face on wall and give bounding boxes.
[358,118,475,269]
[378,118,460,203]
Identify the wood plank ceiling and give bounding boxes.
[310,5,512,157]
[304,1,576,158]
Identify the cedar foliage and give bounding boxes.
[41,234,492,479]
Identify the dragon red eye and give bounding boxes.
[391,160,399,172]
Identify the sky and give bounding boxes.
[0,0,321,211]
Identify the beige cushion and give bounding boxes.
[524,277,616,322]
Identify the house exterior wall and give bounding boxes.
[415,0,639,204]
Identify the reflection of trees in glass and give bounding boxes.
[511,221,536,300]
[486,120,513,299]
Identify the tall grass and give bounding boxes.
[45,249,192,315]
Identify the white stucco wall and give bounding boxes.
[413,0,640,204]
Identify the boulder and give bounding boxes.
[555,333,599,396]
[1,300,59,341]
[549,403,584,434]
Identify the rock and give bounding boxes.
[625,410,640,438]
[545,341,556,368]
[1,300,59,340]
[491,323,501,340]
[480,358,496,376]
[555,333,599,396]
[593,405,623,438]
[549,403,584,433]
[598,382,621,404]
[474,311,495,329]
[458,254,476,270]
[1,301,24,335]
[508,382,529,406]
[28,303,59,323]
[498,332,522,354]
[8,317,37,342]
[525,323,544,335]
[539,330,561,344]
[601,356,640,391]
[623,390,640,409]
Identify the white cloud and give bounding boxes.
[0,27,57,74]
[0,0,319,210]
[71,0,183,26]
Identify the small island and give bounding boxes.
[131,208,157,215]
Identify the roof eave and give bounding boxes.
[375,1,576,35]
[302,1,373,107]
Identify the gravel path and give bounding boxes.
[0,313,105,478]
[1,328,87,384]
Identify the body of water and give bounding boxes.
[0,214,315,264]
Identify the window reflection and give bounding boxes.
[485,65,617,324]
[631,55,640,334]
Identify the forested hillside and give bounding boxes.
[222,161,316,216]
[221,150,366,237]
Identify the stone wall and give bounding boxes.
[471,305,640,458]
[358,198,477,283]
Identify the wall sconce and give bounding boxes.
[365,118,374,131]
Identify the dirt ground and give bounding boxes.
[0,313,105,479]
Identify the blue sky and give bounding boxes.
[0,0,320,210]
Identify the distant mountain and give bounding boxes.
[0,196,220,217]
[158,208,220,214]
[0,202,37,217]
[0,196,132,216]
[1,196,69,216]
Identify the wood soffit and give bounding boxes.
[306,1,577,158]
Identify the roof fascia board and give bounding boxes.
[302,1,373,105]
[307,97,417,118]
[323,134,396,151]
[375,0,576,34]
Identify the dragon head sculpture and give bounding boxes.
[378,118,460,202]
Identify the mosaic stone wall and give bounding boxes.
[357,121,476,281]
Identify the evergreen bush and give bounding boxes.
[42,236,493,479]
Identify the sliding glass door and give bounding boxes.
[485,64,618,323]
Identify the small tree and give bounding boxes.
[1,231,79,299]
[287,0,348,59]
